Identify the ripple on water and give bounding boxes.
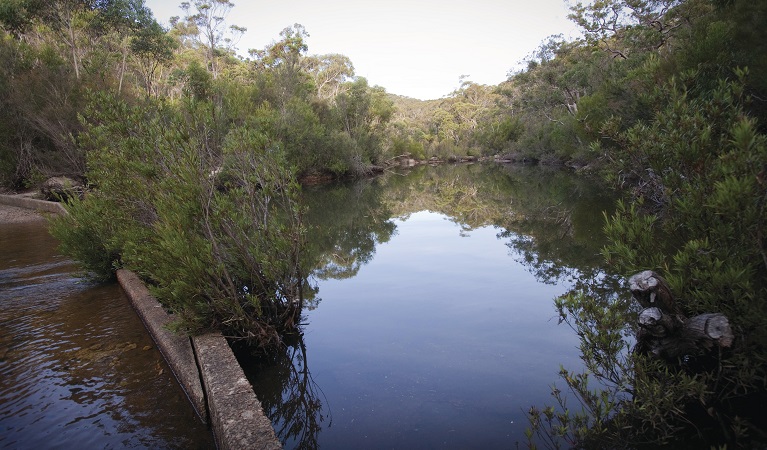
[0,221,214,448]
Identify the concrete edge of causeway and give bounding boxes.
[0,194,68,215]
[117,269,281,450]
[194,333,282,450]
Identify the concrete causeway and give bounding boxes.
[117,269,281,449]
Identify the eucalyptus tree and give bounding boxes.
[568,0,687,58]
[0,0,169,185]
[304,53,355,101]
[130,18,177,96]
[40,0,86,79]
[334,77,393,167]
[179,0,245,79]
[0,0,154,79]
[251,23,312,104]
[416,79,504,156]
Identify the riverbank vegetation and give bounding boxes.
[2,0,766,445]
[516,1,767,448]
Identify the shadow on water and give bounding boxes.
[234,332,330,450]
[236,163,620,449]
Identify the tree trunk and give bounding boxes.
[629,270,678,314]
[68,21,80,80]
[630,271,734,362]
[118,45,127,95]
[637,307,734,360]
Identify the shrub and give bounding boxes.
[527,72,767,448]
[51,92,307,347]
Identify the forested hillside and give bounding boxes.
[1,0,764,187]
[0,0,396,187]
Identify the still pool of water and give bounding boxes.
[240,164,619,449]
[0,219,214,449]
[305,211,581,448]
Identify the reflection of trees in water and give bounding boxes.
[234,333,330,449]
[242,164,619,447]
[382,164,617,285]
[495,167,616,285]
[499,201,597,285]
[304,163,617,287]
[503,232,584,285]
[302,178,397,283]
[385,164,509,231]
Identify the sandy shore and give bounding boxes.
[0,202,48,224]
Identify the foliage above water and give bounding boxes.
[50,93,307,347]
[521,1,767,447]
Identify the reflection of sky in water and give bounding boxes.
[304,210,582,448]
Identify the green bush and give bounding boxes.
[51,92,307,347]
[528,73,767,448]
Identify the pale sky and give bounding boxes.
[143,0,579,100]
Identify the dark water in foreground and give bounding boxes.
[239,164,618,449]
[0,220,214,449]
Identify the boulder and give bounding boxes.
[40,176,84,202]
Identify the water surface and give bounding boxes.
[239,164,618,448]
[0,220,214,449]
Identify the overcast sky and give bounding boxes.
[143,0,579,100]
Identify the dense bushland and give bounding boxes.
[517,1,767,447]
[2,0,766,443]
[50,92,308,346]
[527,72,767,448]
[0,0,393,344]
[0,1,395,190]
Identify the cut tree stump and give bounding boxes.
[629,270,678,314]
[631,271,734,361]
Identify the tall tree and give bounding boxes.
[304,53,355,101]
[130,18,177,95]
[569,0,687,58]
[251,23,312,108]
[180,0,244,79]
